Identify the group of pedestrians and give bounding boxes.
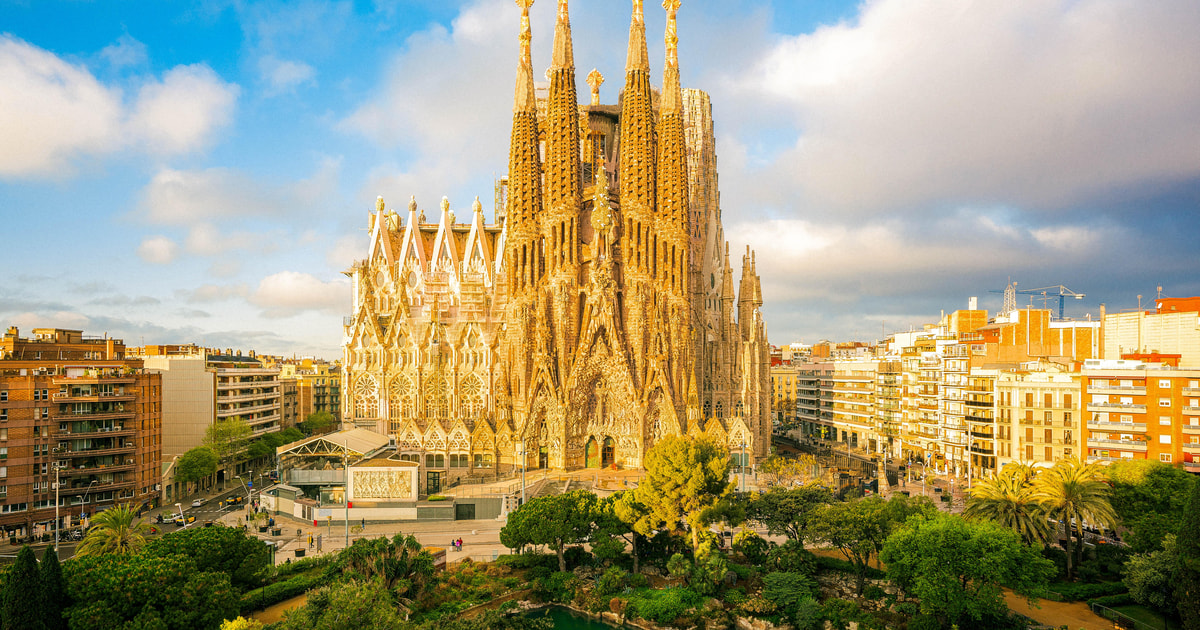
[450,537,464,551]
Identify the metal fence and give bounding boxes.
[1091,602,1167,630]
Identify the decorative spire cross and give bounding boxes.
[586,68,604,106]
[517,0,533,65]
[664,0,680,68]
[632,0,644,23]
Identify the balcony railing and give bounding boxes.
[1087,420,1147,432]
[1086,402,1147,413]
[1182,444,1200,454]
[1183,406,1200,416]
[1086,438,1148,452]
[288,469,345,484]
[58,427,135,439]
[60,463,136,476]
[1182,425,1200,435]
[52,392,136,403]
[1087,385,1146,395]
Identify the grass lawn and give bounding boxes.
[1111,604,1180,630]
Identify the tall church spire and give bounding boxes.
[619,0,657,270]
[507,0,544,293]
[544,0,582,272]
[657,0,689,297]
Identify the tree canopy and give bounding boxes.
[964,462,1051,546]
[3,545,44,630]
[881,512,1055,627]
[175,446,219,485]
[811,494,936,594]
[746,484,833,545]
[41,545,67,630]
[204,416,252,467]
[500,490,598,572]
[1175,476,1200,629]
[1106,459,1196,553]
[1031,458,1117,581]
[301,410,337,435]
[142,524,270,590]
[75,503,151,557]
[631,435,733,548]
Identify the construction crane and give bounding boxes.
[991,282,1085,320]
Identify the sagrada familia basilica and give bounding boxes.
[342,0,770,478]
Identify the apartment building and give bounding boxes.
[272,357,342,422]
[770,363,800,426]
[827,359,879,455]
[795,362,832,443]
[139,345,282,501]
[0,328,162,540]
[966,369,999,477]
[996,362,1083,470]
[875,360,902,458]
[1082,360,1200,472]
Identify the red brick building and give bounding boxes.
[0,328,162,541]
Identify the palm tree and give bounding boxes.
[964,462,1051,546]
[1032,458,1117,580]
[75,503,151,556]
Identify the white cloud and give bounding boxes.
[184,284,251,304]
[99,33,148,70]
[0,35,123,177]
[258,55,316,94]
[137,236,179,264]
[127,65,239,155]
[730,0,1200,215]
[250,271,351,317]
[0,35,238,178]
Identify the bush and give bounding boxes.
[629,573,649,588]
[821,598,866,630]
[815,554,886,580]
[727,562,755,581]
[495,552,556,571]
[769,539,818,576]
[563,546,593,569]
[1048,580,1126,601]
[1088,593,1136,608]
[762,571,817,614]
[533,571,578,603]
[733,530,771,565]
[724,587,746,606]
[426,495,449,501]
[596,567,628,597]
[240,572,324,613]
[624,587,702,624]
[907,613,943,630]
[525,566,554,582]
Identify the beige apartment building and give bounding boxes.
[996,362,1083,470]
[139,345,282,501]
[0,328,162,540]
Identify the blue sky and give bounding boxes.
[2,0,1199,359]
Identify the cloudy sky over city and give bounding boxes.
[2,0,1198,358]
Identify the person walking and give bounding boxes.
[308,534,313,549]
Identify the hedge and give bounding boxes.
[814,555,887,580]
[1087,593,1136,608]
[240,572,326,613]
[1048,581,1126,602]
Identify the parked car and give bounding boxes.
[191,498,205,508]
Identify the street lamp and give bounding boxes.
[53,463,63,556]
[739,441,746,492]
[233,475,250,504]
[78,479,98,531]
[517,439,527,506]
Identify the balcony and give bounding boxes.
[52,391,136,403]
[58,426,135,439]
[60,463,137,476]
[53,375,136,386]
[59,444,136,458]
[1183,425,1200,435]
[970,445,995,455]
[970,429,994,439]
[1088,455,1140,463]
[1183,387,1200,396]
[1087,438,1148,452]
[1086,402,1147,413]
[51,409,134,422]
[1087,420,1147,432]
[1087,384,1147,395]
[1183,444,1200,455]
[1183,406,1200,416]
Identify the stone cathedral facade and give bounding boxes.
[342,0,770,483]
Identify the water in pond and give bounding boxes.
[523,605,624,629]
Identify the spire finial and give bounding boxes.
[664,0,680,68]
[551,0,573,69]
[586,69,604,106]
[517,0,533,67]
[626,0,649,71]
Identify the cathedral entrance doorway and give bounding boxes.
[601,437,615,468]
[426,471,442,495]
[585,438,600,468]
[539,447,548,469]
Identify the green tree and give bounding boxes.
[40,546,66,630]
[3,545,44,630]
[174,446,218,487]
[761,571,817,616]
[277,578,404,630]
[337,533,435,608]
[746,484,833,544]
[204,416,252,472]
[63,553,238,630]
[1107,459,1196,553]
[758,453,821,487]
[220,618,265,630]
[142,524,270,590]
[964,462,1051,546]
[245,427,305,463]
[1176,476,1200,630]
[75,503,151,557]
[595,492,645,572]
[811,494,935,595]
[300,410,336,435]
[1031,458,1117,581]
[632,435,733,549]
[500,490,598,572]
[881,512,1055,628]
[1124,533,1178,614]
